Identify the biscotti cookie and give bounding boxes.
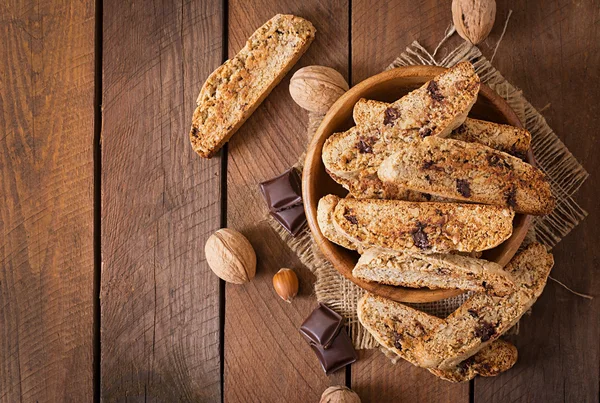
[353,99,531,158]
[378,137,554,215]
[332,198,514,254]
[352,62,479,139]
[323,126,440,200]
[317,194,361,251]
[357,294,518,382]
[428,339,518,383]
[323,63,478,189]
[413,243,553,370]
[189,14,315,158]
[354,249,515,296]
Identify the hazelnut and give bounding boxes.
[320,386,361,403]
[272,268,299,303]
[289,66,349,114]
[204,228,256,284]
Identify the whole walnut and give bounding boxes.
[320,386,361,403]
[452,0,496,45]
[289,66,349,114]
[204,228,256,284]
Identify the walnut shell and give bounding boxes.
[452,0,496,45]
[205,228,256,284]
[320,386,361,403]
[289,66,349,114]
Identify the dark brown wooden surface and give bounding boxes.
[473,2,600,402]
[101,0,223,401]
[0,0,96,401]
[0,0,598,401]
[223,2,349,402]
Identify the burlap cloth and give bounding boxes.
[269,41,589,349]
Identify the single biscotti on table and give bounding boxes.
[189,14,315,158]
[354,249,515,296]
[357,294,518,382]
[317,194,361,252]
[322,62,478,180]
[412,243,553,370]
[332,198,514,254]
[353,99,532,158]
[378,137,555,215]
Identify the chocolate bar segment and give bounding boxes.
[310,328,357,374]
[300,303,343,348]
[259,168,302,212]
[270,204,306,236]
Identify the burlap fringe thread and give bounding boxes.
[269,41,589,350]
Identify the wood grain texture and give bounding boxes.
[350,2,468,401]
[473,1,600,401]
[223,3,349,402]
[0,0,95,401]
[353,350,469,402]
[101,0,223,400]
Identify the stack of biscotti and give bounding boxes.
[189,14,316,158]
[316,63,555,381]
[322,61,482,199]
[317,194,516,295]
[358,293,519,382]
[411,243,554,369]
[358,243,552,382]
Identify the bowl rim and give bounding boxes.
[302,65,533,303]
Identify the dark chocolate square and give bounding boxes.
[270,204,306,236]
[259,168,302,212]
[300,303,343,348]
[310,328,357,374]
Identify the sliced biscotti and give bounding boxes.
[357,294,518,382]
[332,198,514,254]
[317,194,361,251]
[451,118,531,159]
[428,339,518,383]
[323,63,478,182]
[353,250,515,296]
[189,14,315,158]
[378,137,555,215]
[413,243,553,370]
[353,98,531,157]
[352,62,479,139]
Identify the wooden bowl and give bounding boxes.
[302,65,533,303]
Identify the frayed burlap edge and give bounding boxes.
[268,41,588,350]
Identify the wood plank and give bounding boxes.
[353,350,468,402]
[223,4,349,402]
[350,1,469,401]
[0,0,95,401]
[474,1,600,401]
[101,0,223,400]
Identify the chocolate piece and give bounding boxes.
[505,187,517,209]
[299,303,343,348]
[357,136,375,154]
[419,127,432,138]
[474,321,497,342]
[411,222,430,250]
[309,328,357,374]
[456,179,471,198]
[383,107,401,126]
[344,214,358,225]
[270,204,306,236]
[259,168,302,212]
[427,80,444,102]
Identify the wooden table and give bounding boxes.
[1,0,598,401]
